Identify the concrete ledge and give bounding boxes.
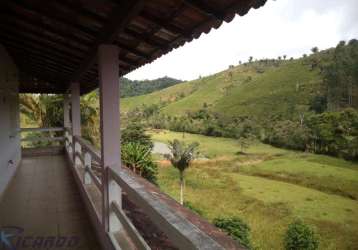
[112,167,244,250]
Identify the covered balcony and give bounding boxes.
[0,1,267,249]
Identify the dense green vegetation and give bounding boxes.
[284,220,319,250]
[120,76,182,97]
[213,217,253,249]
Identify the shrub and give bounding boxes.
[213,217,252,249]
[121,142,158,184]
[284,220,319,250]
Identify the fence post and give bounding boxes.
[107,168,121,232]
[74,141,82,166]
[84,152,92,184]
[65,130,69,149]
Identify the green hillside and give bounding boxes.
[120,76,182,98]
[121,58,322,121]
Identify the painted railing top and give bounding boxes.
[20,127,64,132]
[73,135,101,162]
[108,166,235,250]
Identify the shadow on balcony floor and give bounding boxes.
[0,154,101,250]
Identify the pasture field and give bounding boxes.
[150,130,358,250]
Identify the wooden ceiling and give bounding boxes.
[0,0,267,94]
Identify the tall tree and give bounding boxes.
[311,47,319,54]
[165,139,199,205]
[324,40,358,110]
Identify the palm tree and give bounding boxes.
[165,139,199,205]
[20,94,48,127]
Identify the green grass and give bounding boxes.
[148,129,288,158]
[213,60,321,119]
[152,130,358,250]
[239,154,358,200]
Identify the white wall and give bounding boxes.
[0,44,21,198]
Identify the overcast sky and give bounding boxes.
[125,0,358,81]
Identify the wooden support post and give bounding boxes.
[71,82,81,165]
[98,44,121,232]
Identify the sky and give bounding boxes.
[125,0,358,81]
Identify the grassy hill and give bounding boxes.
[121,58,323,121]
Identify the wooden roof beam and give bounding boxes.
[115,41,151,60]
[0,38,81,66]
[183,0,225,21]
[71,0,144,82]
[15,58,73,76]
[124,29,169,50]
[4,0,98,39]
[52,0,106,25]
[0,12,93,46]
[18,67,66,84]
[140,12,192,38]
[9,54,75,74]
[0,32,85,60]
[0,21,89,55]
[4,45,79,67]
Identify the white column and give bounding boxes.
[98,44,121,232]
[63,94,70,128]
[71,82,81,136]
[64,94,71,151]
[71,82,81,165]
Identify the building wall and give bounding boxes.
[0,44,21,198]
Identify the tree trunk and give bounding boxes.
[179,172,184,205]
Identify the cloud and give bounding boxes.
[125,0,358,81]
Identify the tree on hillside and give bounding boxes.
[283,55,287,60]
[311,47,319,54]
[236,119,257,153]
[237,134,255,153]
[165,139,199,205]
[323,40,358,110]
[248,56,253,63]
[121,122,153,149]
